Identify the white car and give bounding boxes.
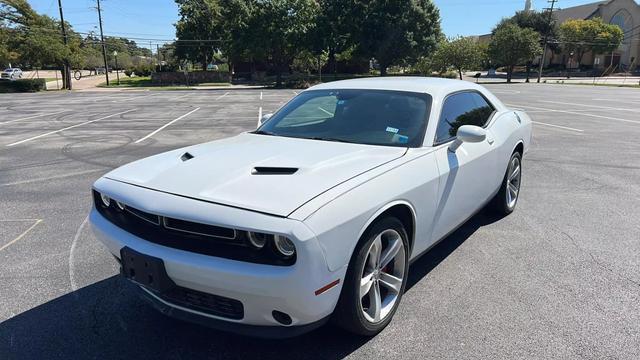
[90,77,532,337]
[1,68,23,80]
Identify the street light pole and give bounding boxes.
[113,51,120,85]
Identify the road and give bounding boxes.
[0,84,639,359]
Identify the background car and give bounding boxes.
[1,68,23,80]
[90,77,532,338]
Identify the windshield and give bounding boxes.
[3,69,12,72]
[257,89,432,147]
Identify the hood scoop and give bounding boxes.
[180,152,194,162]
[252,167,299,175]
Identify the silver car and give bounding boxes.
[1,68,23,80]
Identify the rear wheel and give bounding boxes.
[491,151,522,215]
[333,217,409,336]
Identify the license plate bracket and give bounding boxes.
[120,247,175,293]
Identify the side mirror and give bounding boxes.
[449,125,487,152]
[257,113,273,128]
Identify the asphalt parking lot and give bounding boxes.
[1,83,639,359]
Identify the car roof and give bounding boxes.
[307,77,487,98]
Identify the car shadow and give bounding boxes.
[0,211,502,360]
[406,209,504,291]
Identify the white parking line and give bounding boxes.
[505,103,640,125]
[260,91,263,100]
[0,219,43,252]
[6,109,137,147]
[0,169,106,187]
[174,93,192,100]
[540,100,637,112]
[258,107,263,123]
[68,215,88,291]
[592,98,639,104]
[0,111,67,125]
[135,107,201,143]
[116,93,155,102]
[216,92,229,100]
[532,121,584,133]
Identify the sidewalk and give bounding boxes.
[45,74,109,91]
[462,71,640,86]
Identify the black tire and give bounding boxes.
[490,151,522,215]
[332,217,409,336]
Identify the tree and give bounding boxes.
[354,0,442,76]
[292,49,328,79]
[251,0,320,86]
[174,0,222,69]
[489,24,541,83]
[435,37,484,80]
[560,18,624,68]
[313,0,358,74]
[496,10,559,81]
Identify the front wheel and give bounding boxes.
[491,151,522,215]
[333,217,409,336]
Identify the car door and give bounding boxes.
[429,91,498,242]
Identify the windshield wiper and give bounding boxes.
[253,130,277,136]
[308,136,355,144]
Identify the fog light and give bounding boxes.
[273,235,295,257]
[100,193,111,207]
[247,231,269,249]
[272,310,292,326]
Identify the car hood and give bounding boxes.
[105,133,406,217]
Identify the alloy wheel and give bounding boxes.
[359,229,406,324]
[506,156,521,209]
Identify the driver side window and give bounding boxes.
[435,92,494,144]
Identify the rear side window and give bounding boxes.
[435,92,495,144]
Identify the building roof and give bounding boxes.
[553,1,607,23]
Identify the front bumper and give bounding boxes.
[90,178,346,333]
[137,285,330,338]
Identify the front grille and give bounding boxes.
[93,190,295,266]
[161,286,244,320]
[163,217,236,239]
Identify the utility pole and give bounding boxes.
[96,0,109,85]
[157,44,162,71]
[57,0,72,90]
[537,0,558,83]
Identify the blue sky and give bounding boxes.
[29,0,599,50]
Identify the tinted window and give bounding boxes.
[435,92,494,144]
[258,89,432,147]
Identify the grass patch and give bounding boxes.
[197,82,231,86]
[98,76,152,88]
[98,76,233,89]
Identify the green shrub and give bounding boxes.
[0,79,47,93]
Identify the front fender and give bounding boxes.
[299,151,439,272]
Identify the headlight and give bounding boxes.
[273,235,295,257]
[247,231,268,249]
[115,201,126,211]
[100,193,111,207]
